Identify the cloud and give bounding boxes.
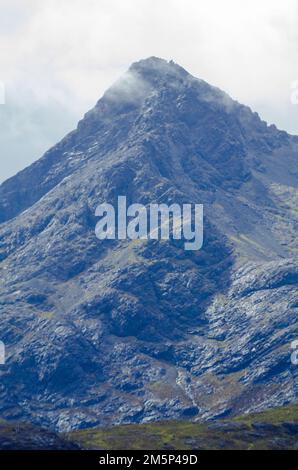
[0,0,297,181]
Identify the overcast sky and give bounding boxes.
[0,0,297,182]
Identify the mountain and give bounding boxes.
[0,57,297,432]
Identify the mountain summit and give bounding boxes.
[0,58,297,431]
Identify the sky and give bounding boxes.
[0,0,297,182]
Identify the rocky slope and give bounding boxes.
[0,57,297,431]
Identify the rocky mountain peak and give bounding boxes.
[0,59,297,431]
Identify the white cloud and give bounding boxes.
[0,0,297,181]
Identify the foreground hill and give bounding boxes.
[0,403,297,450]
[0,421,79,450]
[0,57,297,431]
[69,403,298,450]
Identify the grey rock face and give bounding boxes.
[0,57,297,431]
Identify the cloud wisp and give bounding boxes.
[0,0,297,181]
